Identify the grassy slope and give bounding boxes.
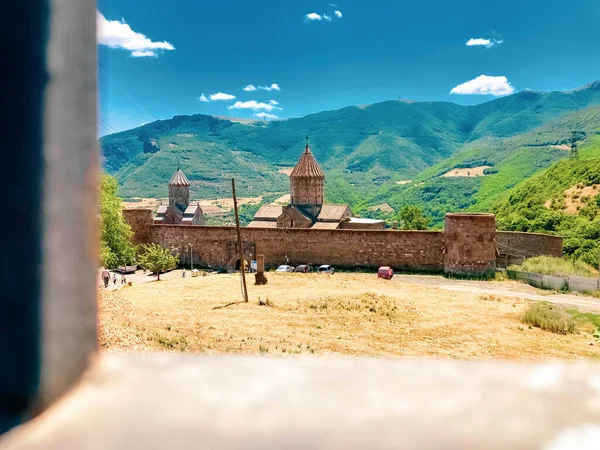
[493,134,600,265]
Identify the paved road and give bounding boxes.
[394,274,600,313]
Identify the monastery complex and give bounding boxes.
[123,139,563,276]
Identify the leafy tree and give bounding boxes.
[138,243,179,280]
[100,174,135,268]
[398,206,430,230]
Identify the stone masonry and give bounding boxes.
[124,210,563,276]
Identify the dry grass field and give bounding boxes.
[99,272,600,360]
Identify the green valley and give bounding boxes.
[101,80,600,263]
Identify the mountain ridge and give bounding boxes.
[100,80,600,219]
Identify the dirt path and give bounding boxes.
[394,274,600,312]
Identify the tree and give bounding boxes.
[100,174,135,268]
[138,243,179,280]
[398,206,430,230]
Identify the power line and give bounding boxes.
[97,72,152,125]
[97,118,118,135]
[97,62,158,122]
[97,61,159,123]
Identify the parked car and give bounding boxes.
[275,265,295,273]
[295,265,312,273]
[317,265,334,274]
[377,266,394,280]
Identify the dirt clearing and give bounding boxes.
[369,203,394,213]
[563,184,600,214]
[99,272,600,359]
[442,166,491,177]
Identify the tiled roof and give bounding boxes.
[156,205,168,214]
[290,146,325,179]
[184,204,200,215]
[316,205,350,221]
[310,222,340,230]
[253,205,284,220]
[288,206,313,221]
[169,168,190,186]
[247,221,279,228]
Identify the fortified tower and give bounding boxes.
[444,213,497,276]
[168,168,190,212]
[290,137,324,215]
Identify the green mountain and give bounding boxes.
[492,137,600,267]
[101,81,600,206]
[372,105,600,225]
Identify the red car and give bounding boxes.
[377,266,393,280]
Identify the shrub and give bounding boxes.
[509,256,598,278]
[522,303,576,334]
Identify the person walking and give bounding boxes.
[112,274,117,285]
[102,269,110,288]
[121,273,126,285]
[182,268,186,278]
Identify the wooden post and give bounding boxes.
[255,254,267,285]
[232,178,248,302]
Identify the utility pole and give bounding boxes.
[232,178,249,302]
[569,131,585,160]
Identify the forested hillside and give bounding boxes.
[493,135,600,267]
[101,81,600,206]
[100,81,600,265]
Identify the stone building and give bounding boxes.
[154,168,205,225]
[248,140,384,230]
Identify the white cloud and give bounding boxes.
[131,50,156,57]
[334,10,342,18]
[259,83,281,91]
[450,75,515,96]
[269,100,279,105]
[209,92,236,101]
[228,101,279,112]
[97,10,175,57]
[466,38,503,48]
[199,94,209,102]
[324,14,332,21]
[243,85,257,91]
[254,113,279,120]
[329,3,338,6]
[305,13,322,21]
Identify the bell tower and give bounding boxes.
[289,136,325,207]
[168,168,190,211]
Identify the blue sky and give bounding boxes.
[98,0,600,135]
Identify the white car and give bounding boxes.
[317,265,334,274]
[275,265,295,273]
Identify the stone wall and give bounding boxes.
[340,221,386,230]
[122,209,153,246]
[497,231,563,258]
[123,208,564,276]
[152,225,446,272]
[444,213,497,276]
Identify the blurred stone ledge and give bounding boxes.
[2,354,600,449]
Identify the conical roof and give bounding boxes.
[169,168,190,186]
[290,145,324,178]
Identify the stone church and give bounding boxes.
[248,140,384,230]
[154,168,205,225]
